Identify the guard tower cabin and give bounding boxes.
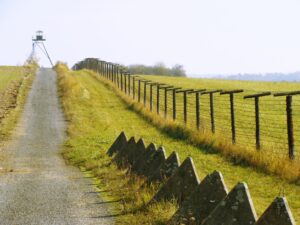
[32,30,46,41]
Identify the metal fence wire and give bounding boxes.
[73,58,300,161]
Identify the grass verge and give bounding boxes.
[55,64,300,224]
[0,64,36,142]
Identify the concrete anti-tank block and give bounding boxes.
[106,131,128,157]
[169,170,228,225]
[135,143,157,176]
[146,151,180,184]
[151,157,200,204]
[255,197,295,225]
[144,146,167,178]
[201,182,257,225]
[113,137,136,168]
[127,138,146,168]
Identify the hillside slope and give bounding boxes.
[56,65,300,223]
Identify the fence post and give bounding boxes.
[120,70,123,91]
[176,89,194,124]
[202,90,222,133]
[143,81,147,106]
[173,89,177,120]
[150,84,153,111]
[132,76,136,99]
[162,86,174,119]
[286,95,294,159]
[128,74,131,96]
[108,63,111,80]
[96,60,99,74]
[150,83,157,112]
[184,91,187,123]
[105,63,108,79]
[165,88,168,118]
[193,90,207,130]
[138,79,141,103]
[244,92,271,150]
[112,64,115,83]
[102,61,104,76]
[196,92,200,130]
[109,63,112,80]
[110,63,113,81]
[124,73,127,94]
[99,61,103,75]
[274,90,300,160]
[157,85,160,114]
[106,63,109,80]
[116,65,120,88]
[220,90,244,144]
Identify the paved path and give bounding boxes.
[0,68,114,225]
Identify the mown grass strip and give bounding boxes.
[56,64,300,224]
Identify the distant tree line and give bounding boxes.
[127,62,186,77]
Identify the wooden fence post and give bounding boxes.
[112,64,115,84]
[100,61,103,76]
[138,79,141,103]
[173,89,177,120]
[162,86,174,119]
[132,76,136,100]
[156,84,168,115]
[220,90,244,144]
[150,83,157,112]
[202,90,222,133]
[193,89,206,130]
[96,60,99,74]
[120,70,123,91]
[143,81,147,106]
[171,88,182,121]
[108,63,111,81]
[116,65,120,88]
[106,62,108,79]
[109,63,112,81]
[244,92,271,150]
[102,62,105,77]
[176,89,194,124]
[124,73,127,94]
[274,90,300,160]
[286,95,294,159]
[110,63,113,82]
[128,74,131,96]
[157,85,160,114]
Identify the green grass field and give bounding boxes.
[132,75,300,160]
[0,66,26,91]
[0,65,35,143]
[56,65,300,224]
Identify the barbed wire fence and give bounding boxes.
[73,58,300,161]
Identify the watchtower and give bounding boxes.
[29,31,53,66]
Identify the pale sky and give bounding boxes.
[1,0,300,76]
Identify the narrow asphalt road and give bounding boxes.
[0,68,114,225]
